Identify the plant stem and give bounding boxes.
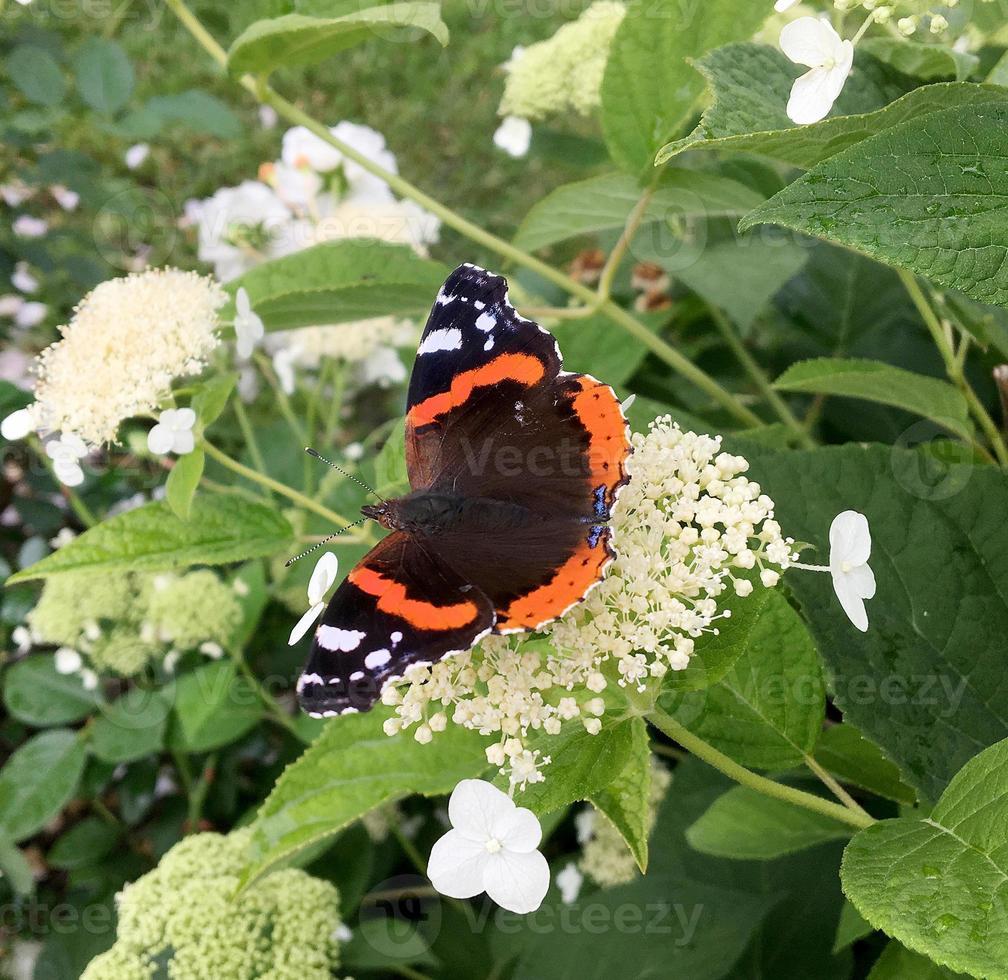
[254,352,308,446]
[162,0,761,429]
[203,439,353,527]
[232,398,271,499]
[803,752,873,819]
[596,187,655,302]
[707,306,814,446]
[647,707,875,830]
[899,270,1008,466]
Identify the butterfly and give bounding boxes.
[296,263,632,717]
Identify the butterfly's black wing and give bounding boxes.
[297,531,495,716]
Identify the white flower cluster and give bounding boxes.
[381,419,795,788]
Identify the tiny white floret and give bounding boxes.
[234,288,265,360]
[147,408,197,456]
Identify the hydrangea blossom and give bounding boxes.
[381,419,795,787]
[147,408,197,456]
[493,116,532,158]
[80,829,344,980]
[779,16,854,124]
[499,2,626,120]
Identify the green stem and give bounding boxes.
[254,352,307,446]
[707,306,815,446]
[232,398,271,498]
[803,752,873,820]
[596,186,656,303]
[203,439,353,527]
[899,271,1008,466]
[648,707,875,830]
[162,0,761,429]
[324,362,347,446]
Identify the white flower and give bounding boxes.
[774,0,799,10]
[55,647,83,674]
[125,143,150,170]
[234,288,265,359]
[46,432,88,487]
[1,406,36,440]
[80,668,99,691]
[307,551,339,606]
[15,301,47,328]
[828,510,875,632]
[258,105,279,129]
[265,162,324,212]
[273,346,298,395]
[50,185,80,211]
[556,863,583,904]
[1,181,34,207]
[779,17,854,124]
[147,408,196,456]
[427,779,549,914]
[0,295,24,317]
[289,552,339,645]
[12,262,39,294]
[493,116,532,158]
[13,215,48,239]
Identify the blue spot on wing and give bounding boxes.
[592,484,609,519]
[587,524,606,548]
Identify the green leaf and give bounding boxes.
[739,102,1008,310]
[48,816,120,870]
[373,419,409,498]
[868,942,966,979]
[860,38,978,83]
[745,443,1008,802]
[227,239,449,331]
[244,707,490,884]
[688,786,852,859]
[7,45,66,107]
[662,589,824,770]
[7,493,292,583]
[588,717,652,872]
[657,44,1001,168]
[90,688,171,764]
[551,310,653,386]
[815,725,917,806]
[0,837,34,896]
[143,90,241,138]
[774,358,973,441]
[504,716,636,816]
[227,4,449,76]
[599,0,769,173]
[841,736,1008,978]
[191,373,237,428]
[0,730,87,843]
[74,38,134,115]
[513,171,763,253]
[165,449,205,521]
[169,661,261,753]
[834,900,874,953]
[3,656,102,726]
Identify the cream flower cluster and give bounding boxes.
[498,2,626,121]
[381,419,795,787]
[19,269,225,448]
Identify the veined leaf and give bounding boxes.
[774,358,973,441]
[739,102,1008,310]
[6,493,292,583]
[860,38,978,83]
[165,448,205,521]
[227,239,449,331]
[3,656,103,726]
[228,4,448,76]
[842,736,1008,978]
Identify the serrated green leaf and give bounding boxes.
[739,102,1008,310]
[688,786,852,860]
[658,46,993,167]
[860,38,978,83]
[6,493,292,583]
[600,0,769,173]
[244,707,490,884]
[90,688,171,764]
[227,4,448,76]
[7,45,66,107]
[165,449,205,521]
[815,725,916,806]
[169,661,261,753]
[0,730,87,843]
[661,588,824,770]
[588,717,652,872]
[841,736,1008,978]
[74,38,134,114]
[774,358,973,441]
[868,942,966,979]
[746,443,1008,803]
[3,656,103,726]
[227,239,448,331]
[513,171,762,253]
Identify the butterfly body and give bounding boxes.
[297,263,632,717]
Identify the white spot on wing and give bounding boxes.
[317,626,367,652]
[365,649,392,669]
[417,327,463,355]
[390,631,403,645]
[474,311,496,332]
[484,337,494,351]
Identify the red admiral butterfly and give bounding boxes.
[296,263,631,717]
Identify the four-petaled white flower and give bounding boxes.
[779,17,854,124]
[493,116,532,158]
[234,288,265,360]
[288,551,339,645]
[427,779,550,914]
[792,510,875,632]
[147,408,197,456]
[46,432,88,487]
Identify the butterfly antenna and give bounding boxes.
[304,447,385,502]
[284,518,367,567]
